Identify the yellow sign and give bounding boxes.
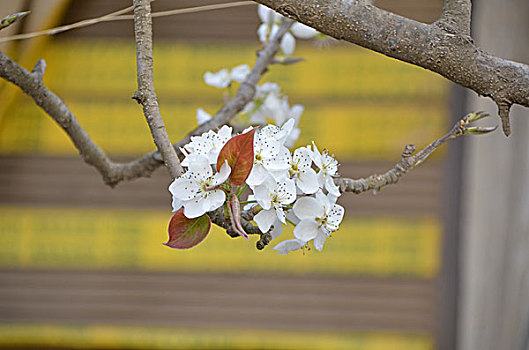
[0,207,440,277]
[0,323,433,350]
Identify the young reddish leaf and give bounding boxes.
[165,208,211,249]
[216,128,256,185]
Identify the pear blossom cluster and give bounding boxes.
[168,6,342,254]
[169,119,345,254]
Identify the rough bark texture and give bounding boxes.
[255,0,529,135]
[460,0,529,349]
[133,0,182,179]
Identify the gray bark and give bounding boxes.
[255,0,529,135]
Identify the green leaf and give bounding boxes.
[165,209,211,249]
[216,128,256,186]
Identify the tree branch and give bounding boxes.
[439,0,472,36]
[335,111,496,194]
[133,0,182,179]
[0,15,292,187]
[254,0,529,136]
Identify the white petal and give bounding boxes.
[196,108,211,125]
[313,232,328,251]
[253,182,273,210]
[274,178,296,205]
[272,239,306,255]
[257,4,274,23]
[310,141,323,168]
[212,161,231,186]
[204,69,230,89]
[270,220,283,239]
[293,147,313,170]
[274,205,286,224]
[254,209,277,232]
[296,168,319,194]
[268,169,290,182]
[293,196,323,220]
[280,32,296,55]
[187,154,212,178]
[230,64,250,83]
[246,163,270,187]
[284,128,300,148]
[289,104,304,121]
[293,219,320,241]
[171,196,183,212]
[315,190,331,212]
[325,204,345,233]
[280,118,295,141]
[269,24,280,40]
[325,176,341,197]
[204,190,226,213]
[169,178,200,201]
[290,22,319,39]
[217,125,233,142]
[257,23,269,42]
[259,82,280,94]
[183,196,207,219]
[262,147,291,171]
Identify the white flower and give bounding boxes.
[284,105,303,148]
[245,129,291,187]
[259,118,295,146]
[273,238,306,255]
[253,178,296,230]
[289,146,319,194]
[310,142,341,197]
[196,108,212,125]
[204,64,250,89]
[292,191,344,251]
[230,64,251,82]
[244,90,303,148]
[169,155,231,219]
[257,5,319,56]
[181,125,232,166]
[204,69,230,89]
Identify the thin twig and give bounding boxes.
[119,1,255,20]
[0,6,133,43]
[335,112,497,194]
[0,1,255,43]
[133,0,182,179]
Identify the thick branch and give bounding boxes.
[133,0,182,179]
[255,0,529,135]
[439,0,472,35]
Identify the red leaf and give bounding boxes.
[165,209,211,249]
[216,128,256,186]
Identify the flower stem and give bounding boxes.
[236,183,248,198]
[285,217,296,226]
